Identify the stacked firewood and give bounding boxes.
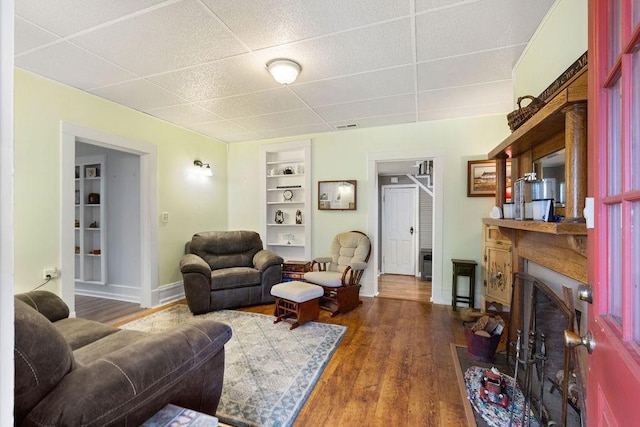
[470,315,505,338]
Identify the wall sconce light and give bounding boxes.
[266,59,301,85]
[193,160,213,176]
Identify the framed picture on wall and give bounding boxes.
[467,159,511,197]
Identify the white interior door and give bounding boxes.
[382,185,416,275]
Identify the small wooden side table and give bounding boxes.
[451,259,477,310]
[282,260,312,282]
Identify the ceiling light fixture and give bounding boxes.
[193,160,213,177]
[266,59,301,85]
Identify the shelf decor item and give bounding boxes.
[275,210,284,224]
[507,95,545,132]
[295,210,302,224]
[283,233,294,245]
[283,189,293,201]
[88,193,100,204]
[86,167,98,178]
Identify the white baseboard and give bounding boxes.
[153,281,185,307]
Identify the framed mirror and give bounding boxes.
[318,180,357,210]
[533,148,566,212]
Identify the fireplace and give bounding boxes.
[506,272,586,426]
[481,220,590,426]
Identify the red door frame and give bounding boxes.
[588,0,640,425]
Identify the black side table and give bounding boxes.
[451,259,477,310]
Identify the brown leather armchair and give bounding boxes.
[180,230,283,314]
[14,291,231,426]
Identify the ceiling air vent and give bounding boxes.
[335,123,358,130]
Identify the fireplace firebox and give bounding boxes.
[506,272,586,426]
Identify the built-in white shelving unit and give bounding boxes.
[75,155,106,285]
[261,140,311,261]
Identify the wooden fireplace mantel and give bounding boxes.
[483,218,588,284]
[483,66,589,287]
[483,218,587,236]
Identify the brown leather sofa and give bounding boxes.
[180,230,283,314]
[14,291,232,426]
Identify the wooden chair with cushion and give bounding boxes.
[303,230,371,316]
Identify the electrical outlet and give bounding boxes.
[43,268,59,279]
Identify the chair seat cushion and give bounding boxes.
[211,267,261,290]
[271,281,324,302]
[303,271,344,288]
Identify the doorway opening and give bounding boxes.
[367,151,444,304]
[60,123,158,315]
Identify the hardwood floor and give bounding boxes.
[377,273,431,302]
[80,292,471,426]
[242,298,468,426]
[75,295,147,324]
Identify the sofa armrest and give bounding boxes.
[15,291,70,322]
[180,254,212,276]
[22,320,232,426]
[313,256,332,264]
[253,249,283,272]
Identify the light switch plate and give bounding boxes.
[161,212,169,223]
[583,198,594,229]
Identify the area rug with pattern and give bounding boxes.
[121,305,347,427]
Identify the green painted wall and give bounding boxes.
[227,115,511,302]
[513,0,588,101]
[14,69,228,295]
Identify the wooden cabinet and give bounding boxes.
[282,261,312,282]
[262,140,311,262]
[481,221,512,310]
[75,156,106,285]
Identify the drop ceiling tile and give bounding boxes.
[330,113,416,130]
[232,109,324,132]
[187,120,254,138]
[292,66,414,107]
[252,19,413,83]
[417,46,522,91]
[71,0,247,76]
[15,0,167,37]
[415,0,463,13]
[145,104,222,126]
[15,41,137,89]
[315,94,415,123]
[416,0,555,61]
[14,17,59,54]
[89,79,184,111]
[418,81,513,112]
[219,133,263,143]
[418,101,512,121]
[149,54,279,102]
[198,88,306,119]
[258,123,334,140]
[202,0,409,50]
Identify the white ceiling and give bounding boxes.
[15,0,556,144]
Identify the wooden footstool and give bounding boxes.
[271,281,324,330]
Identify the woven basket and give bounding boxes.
[507,95,545,131]
[464,326,502,363]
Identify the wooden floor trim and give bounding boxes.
[451,343,478,427]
